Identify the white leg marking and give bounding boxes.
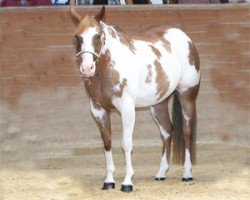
[155,150,169,179]
[123,149,134,186]
[122,108,135,186]
[104,150,115,183]
[183,148,192,178]
[183,110,191,127]
[113,96,135,186]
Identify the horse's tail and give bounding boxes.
[172,92,196,165]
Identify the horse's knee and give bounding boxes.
[122,139,133,152]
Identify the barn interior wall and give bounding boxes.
[1,4,249,149]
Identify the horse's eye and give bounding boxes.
[95,34,101,40]
[75,35,83,43]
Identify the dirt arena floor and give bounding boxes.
[1,141,250,200]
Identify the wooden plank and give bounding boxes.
[0,4,249,140]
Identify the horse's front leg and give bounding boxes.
[114,96,135,193]
[89,99,115,190]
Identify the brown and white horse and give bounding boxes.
[71,6,200,193]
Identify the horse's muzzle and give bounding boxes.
[80,65,95,77]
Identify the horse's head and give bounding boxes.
[71,6,105,78]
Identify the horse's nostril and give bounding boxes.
[90,66,93,70]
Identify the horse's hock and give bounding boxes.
[1,5,249,148]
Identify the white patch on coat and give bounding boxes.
[183,110,191,127]
[183,148,192,178]
[104,150,115,183]
[112,94,135,186]
[89,99,105,125]
[164,28,200,94]
[178,66,200,94]
[155,150,169,179]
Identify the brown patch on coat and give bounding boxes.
[188,41,200,72]
[92,33,102,55]
[74,36,83,65]
[107,65,127,98]
[131,26,167,43]
[161,38,172,53]
[182,83,200,101]
[145,64,153,84]
[151,99,173,159]
[131,26,172,44]
[114,78,127,98]
[74,15,99,36]
[108,26,117,39]
[84,49,127,110]
[116,28,136,54]
[154,60,169,100]
[91,100,112,151]
[129,26,172,55]
[150,45,161,59]
[75,36,83,53]
[172,84,200,165]
[84,49,114,110]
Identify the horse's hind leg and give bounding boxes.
[151,98,173,181]
[178,85,199,181]
[89,99,115,190]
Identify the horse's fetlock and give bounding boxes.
[127,168,134,177]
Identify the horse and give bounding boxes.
[70,6,200,193]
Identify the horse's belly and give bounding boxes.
[134,79,176,108]
[134,59,181,107]
[135,85,160,107]
[135,87,176,107]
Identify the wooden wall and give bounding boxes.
[1,4,249,147]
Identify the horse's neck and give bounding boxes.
[102,24,134,61]
[103,24,130,48]
[103,25,119,45]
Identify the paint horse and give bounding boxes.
[70,6,200,193]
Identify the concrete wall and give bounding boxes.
[1,4,249,150]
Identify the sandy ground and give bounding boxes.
[1,143,250,200]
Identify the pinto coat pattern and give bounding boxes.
[70,6,200,192]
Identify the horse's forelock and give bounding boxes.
[75,15,100,36]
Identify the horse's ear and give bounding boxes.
[95,6,105,22]
[70,7,82,26]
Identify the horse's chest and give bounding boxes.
[84,77,114,109]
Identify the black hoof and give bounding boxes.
[102,182,115,190]
[182,177,193,182]
[121,184,133,193]
[155,177,166,181]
